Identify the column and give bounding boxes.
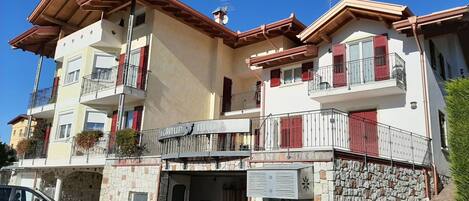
[54,176,63,201]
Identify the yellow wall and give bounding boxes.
[9,119,36,149]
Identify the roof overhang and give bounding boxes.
[298,0,413,44]
[76,0,305,48]
[247,44,317,68]
[9,26,60,58]
[7,114,28,125]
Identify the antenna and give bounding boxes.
[219,0,236,13]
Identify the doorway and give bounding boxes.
[222,77,232,113]
[348,109,379,156]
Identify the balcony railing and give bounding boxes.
[23,141,48,159]
[71,132,110,159]
[80,65,140,96]
[221,89,261,113]
[256,109,431,165]
[29,87,57,108]
[308,53,406,93]
[138,109,431,165]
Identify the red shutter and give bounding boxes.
[349,110,378,156]
[301,62,314,81]
[43,124,51,155]
[116,54,125,86]
[280,117,289,148]
[109,111,118,150]
[270,69,281,87]
[291,116,303,148]
[132,106,143,131]
[137,46,149,90]
[332,44,347,87]
[373,35,389,81]
[51,77,59,101]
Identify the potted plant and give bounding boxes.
[75,130,104,150]
[16,139,34,157]
[116,129,144,157]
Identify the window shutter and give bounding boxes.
[373,35,389,81]
[132,106,143,131]
[301,62,314,81]
[116,54,125,86]
[44,124,51,155]
[270,69,281,87]
[291,116,303,148]
[51,77,60,100]
[137,46,149,90]
[333,44,347,87]
[280,117,290,148]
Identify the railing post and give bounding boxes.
[347,62,351,90]
[410,132,415,170]
[388,126,393,167]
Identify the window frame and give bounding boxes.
[92,52,117,81]
[439,110,448,149]
[57,112,74,140]
[281,66,302,85]
[84,111,108,132]
[64,56,82,85]
[129,191,148,201]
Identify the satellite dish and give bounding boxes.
[222,15,229,25]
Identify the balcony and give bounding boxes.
[79,65,146,105]
[70,133,110,165]
[27,87,57,118]
[221,89,261,117]
[308,53,406,103]
[139,109,431,166]
[54,19,123,60]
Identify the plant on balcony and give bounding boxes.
[15,139,34,156]
[75,130,104,150]
[116,129,144,157]
[446,78,469,200]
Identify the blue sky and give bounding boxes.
[0,0,466,144]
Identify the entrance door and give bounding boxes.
[348,110,379,156]
[168,174,191,201]
[222,77,232,113]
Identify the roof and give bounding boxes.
[7,114,28,125]
[298,0,413,44]
[247,45,317,68]
[8,26,60,58]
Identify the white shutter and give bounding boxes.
[58,113,73,125]
[67,57,82,72]
[94,54,116,69]
[86,111,107,123]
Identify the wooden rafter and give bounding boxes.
[41,14,79,30]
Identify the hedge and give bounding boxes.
[446,78,469,201]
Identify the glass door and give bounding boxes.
[348,43,361,85]
[362,40,374,82]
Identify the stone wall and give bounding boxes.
[61,171,103,201]
[333,158,430,201]
[99,157,161,201]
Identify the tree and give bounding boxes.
[446,78,469,201]
[0,143,16,168]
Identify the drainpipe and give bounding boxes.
[408,16,438,197]
[26,55,44,138]
[117,0,136,130]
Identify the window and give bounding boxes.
[429,40,436,70]
[438,54,446,80]
[282,67,302,84]
[124,111,134,129]
[92,54,116,80]
[13,130,16,136]
[129,192,148,201]
[65,57,82,84]
[19,129,23,137]
[14,188,45,201]
[85,111,107,131]
[0,187,11,200]
[439,111,448,149]
[58,113,73,139]
[135,12,146,27]
[127,50,141,87]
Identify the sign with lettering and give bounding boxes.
[157,119,251,140]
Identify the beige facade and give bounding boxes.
[7,116,36,149]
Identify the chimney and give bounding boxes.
[212,6,228,25]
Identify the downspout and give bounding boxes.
[408,16,438,197]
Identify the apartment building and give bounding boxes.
[6,0,468,200]
[7,115,38,149]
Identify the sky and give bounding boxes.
[0,0,467,144]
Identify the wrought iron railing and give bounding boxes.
[71,132,110,159]
[140,108,431,165]
[221,89,261,113]
[23,141,48,159]
[29,87,57,108]
[80,64,140,96]
[308,53,406,94]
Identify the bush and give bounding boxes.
[446,79,469,201]
[75,130,104,150]
[16,139,34,156]
[116,129,143,157]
